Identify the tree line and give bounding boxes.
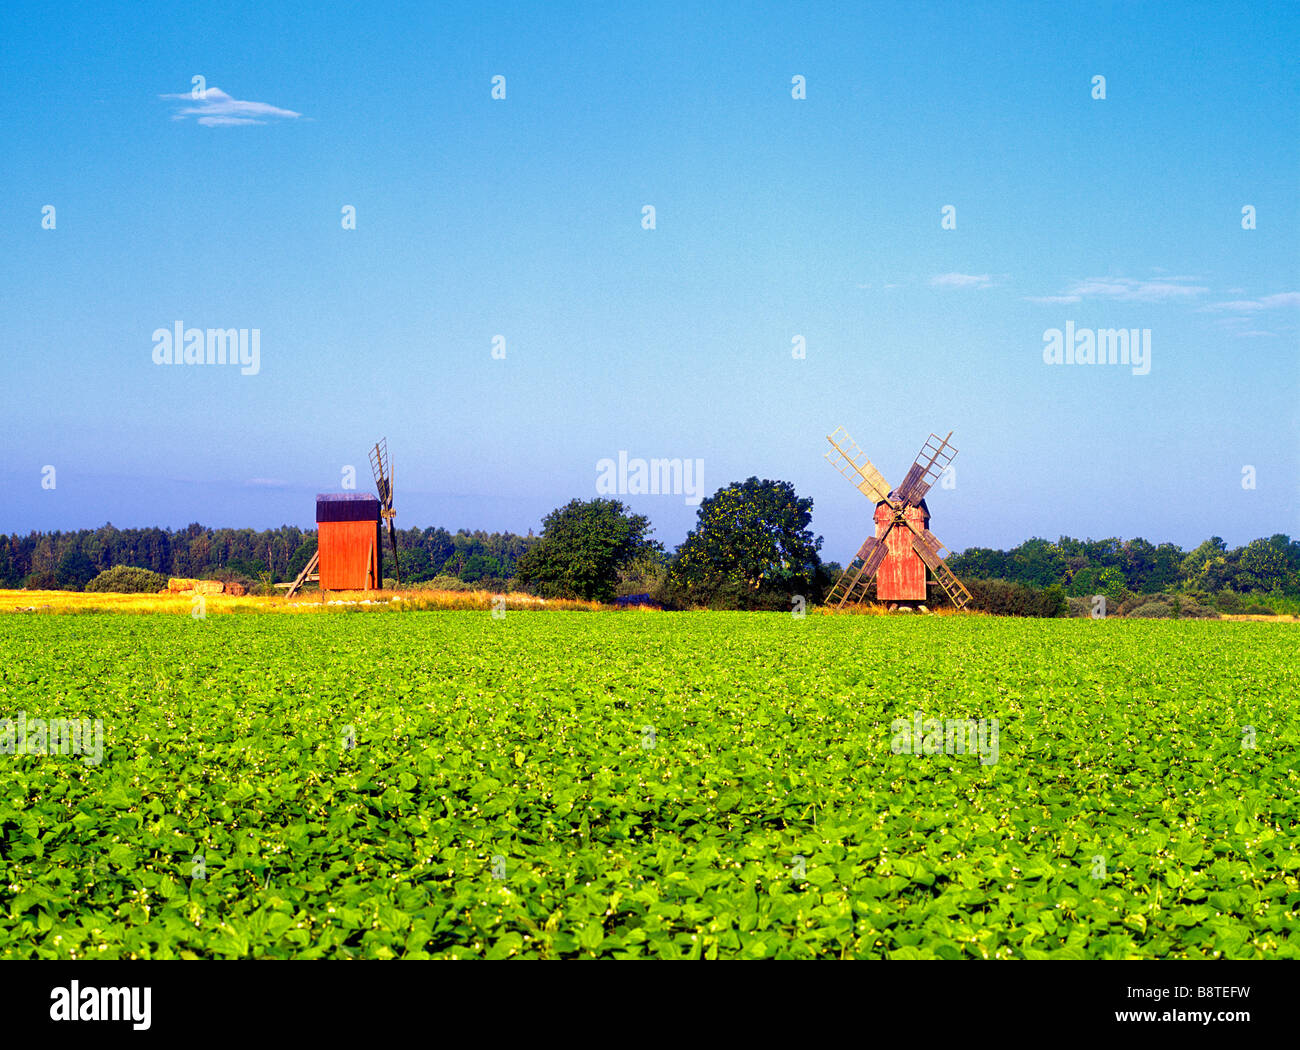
[0,523,536,591]
[3,481,1297,615]
[948,535,1300,601]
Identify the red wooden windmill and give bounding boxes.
[824,426,972,610]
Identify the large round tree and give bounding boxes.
[669,477,826,608]
[516,498,661,602]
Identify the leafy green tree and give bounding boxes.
[397,546,435,582]
[1007,538,1067,587]
[1180,537,1227,582]
[461,553,503,584]
[1276,534,1300,574]
[1147,542,1184,592]
[1182,537,1239,592]
[55,547,97,589]
[516,498,660,601]
[1082,537,1124,568]
[950,546,1009,579]
[286,539,318,581]
[616,548,670,600]
[1121,538,1157,592]
[1237,538,1287,592]
[669,478,824,605]
[1066,565,1102,597]
[1098,566,1127,602]
[225,556,270,581]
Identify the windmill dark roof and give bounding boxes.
[316,493,380,522]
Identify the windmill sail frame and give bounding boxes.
[824,426,971,610]
[369,438,401,585]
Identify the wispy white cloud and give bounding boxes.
[1027,275,1296,320]
[159,86,302,126]
[931,272,997,289]
[1199,291,1300,312]
[1025,275,1208,304]
[1059,276,1209,302]
[246,478,290,487]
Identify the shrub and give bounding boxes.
[1241,604,1275,616]
[1255,591,1300,616]
[1214,589,1243,612]
[1118,593,1156,616]
[1066,596,1093,618]
[1178,602,1219,619]
[23,571,62,590]
[412,574,477,593]
[662,575,791,611]
[963,579,1065,617]
[84,566,169,593]
[1127,601,1172,619]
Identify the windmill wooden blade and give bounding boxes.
[902,520,972,609]
[368,438,400,584]
[825,427,894,505]
[369,439,393,508]
[824,532,890,608]
[385,518,401,585]
[894,431,957,507]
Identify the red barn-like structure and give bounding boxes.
[316,493,381,591]
[873,498,930,602]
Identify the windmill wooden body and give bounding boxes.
[824,426,972,610]
[314,494,382,590]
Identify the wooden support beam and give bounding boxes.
[284,550,319,599]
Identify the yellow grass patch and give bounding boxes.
[819,602,981,616]
[0,587,606,615]
[0,589,271,615]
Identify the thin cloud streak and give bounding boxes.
[159,86,302,126]
[931,272,996,289]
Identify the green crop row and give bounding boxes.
[0,613,1296,959]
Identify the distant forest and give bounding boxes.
[1,523,1297,610]
[0,524,535,591]
[948,534,1300,600]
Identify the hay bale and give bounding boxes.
[224,581,247,596]
[167,578,225,594]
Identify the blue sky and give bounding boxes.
[2,0,1297,560]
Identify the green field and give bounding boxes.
[1,612,1296,959]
